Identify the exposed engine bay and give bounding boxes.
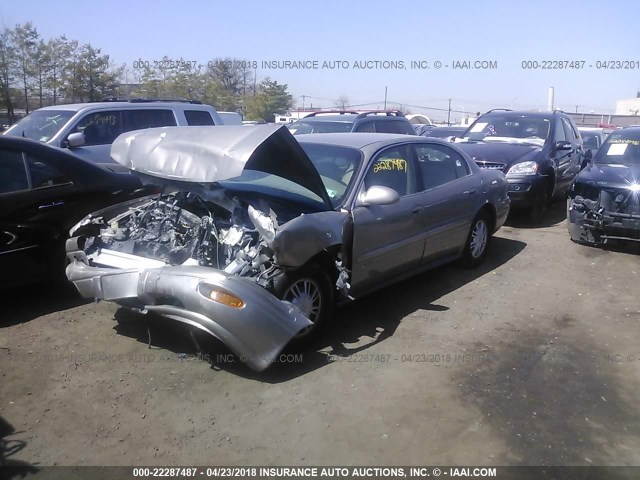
[74,189,351,293]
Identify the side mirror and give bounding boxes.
[555,140,572,151]
[66,132,85,148]
[358,185,400,206]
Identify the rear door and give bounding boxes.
[561,117,583,180]
[551,118,573,194]
[0,148,79,285]
[412,143,481,261]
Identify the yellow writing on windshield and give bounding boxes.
[373,158,407,173]
[608,139,640,146]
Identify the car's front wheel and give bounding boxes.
[460,212,491,268]
[274,264,334,348]
[528,181,551,224]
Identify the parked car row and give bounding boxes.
[59,125,509,370]
[286,110,417,136]
[1,101,637,373]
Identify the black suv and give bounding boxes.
[456,109,584,222]
[287,110,416,136]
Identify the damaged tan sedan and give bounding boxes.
[65,125,510,371]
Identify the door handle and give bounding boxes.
[463,189,478,195]
[411,206,426,215]
[38,200,65,210]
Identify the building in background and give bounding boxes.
[615,93,640,116]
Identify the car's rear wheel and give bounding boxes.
[460,212,491,268]
[274,264,333,348]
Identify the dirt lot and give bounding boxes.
[2,201,640,468]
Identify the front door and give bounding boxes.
[350,144,426,296]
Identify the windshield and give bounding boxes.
[299,143,363,206]
[423,127,466,138]
[288,121,354,135]
[218,143,362,209]
[4,110,75,142]
[594,131,640,165]
[461,114,550,146]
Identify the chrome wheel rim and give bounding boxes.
[284,278,322,322]
[470,220,488,258]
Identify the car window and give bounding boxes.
[414,144,466,190]
[554,119,566,142]
[125,109,177,130]
[363,145,416,196]
[0,150,29,194]
[71,111,123,146]
[184,110,215,126]
[4,110,75,142]
[354,121,375,133]
[561,118,576,141]
[582,133,600,149]
[375,120,415,135]
[26,155,72,189]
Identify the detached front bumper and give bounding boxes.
[567,198,640,244]
[66,240,312,372]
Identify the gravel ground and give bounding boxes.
[2,201,640,468]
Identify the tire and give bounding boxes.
[274,263,334,348]
[528,182,550,224]
[48,238,77,295]
[460,212,491,268]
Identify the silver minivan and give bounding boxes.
[4,100,223,166]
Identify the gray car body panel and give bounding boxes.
[65,246,312,372]
[110,125,333,208]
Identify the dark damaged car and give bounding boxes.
[568,127,640,246]
[64,125,510,371]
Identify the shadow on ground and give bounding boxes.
[506,197,568,229]
[454,315,640,470]
[113,236,527,383]
[0,285,88,328]
[0,416,38,479]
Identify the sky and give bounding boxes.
[2,0,639,120]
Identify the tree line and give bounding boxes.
[0,22,294,123]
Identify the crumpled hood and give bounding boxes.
[110,124,333,208]
[576,162,640,189]
[457,142,541,168]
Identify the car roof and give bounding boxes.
[296,132,450,149]
[36,102,214,112]
[617,126,640,133]
[297,114,409,123]
[297,114,358,123]
[482,110,560,119]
